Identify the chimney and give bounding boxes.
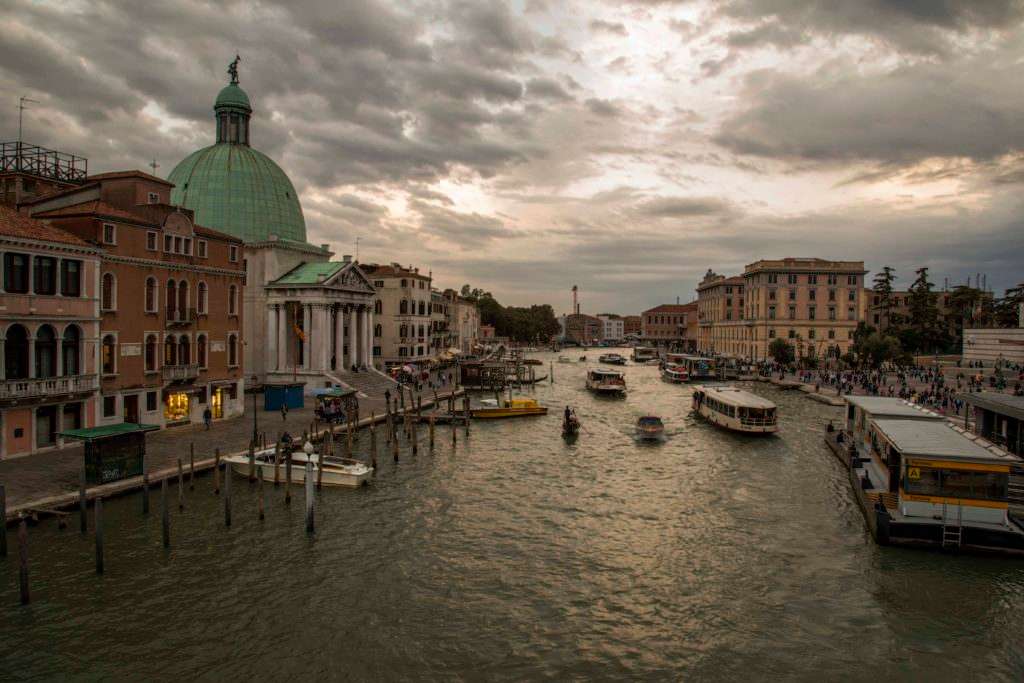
[321,244,329,251]
[342,254,352,263]
[676,296,680,305]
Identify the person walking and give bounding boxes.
[280,402,289,422]
[203,406,212,430]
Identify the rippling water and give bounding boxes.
[4,350,1024,680]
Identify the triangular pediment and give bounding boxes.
[324,262,375,294]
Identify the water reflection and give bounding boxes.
[3,349,1024,679]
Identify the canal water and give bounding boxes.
[3,350,1024,680]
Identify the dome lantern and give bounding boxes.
[215,55,251,146]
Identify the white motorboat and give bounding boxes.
[586,368,626,396]
[225,443,373,487]
[557,355,575,364]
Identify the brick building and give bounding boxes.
[25,170,247,429]
[623,315,641,337]
[641,303,697,350]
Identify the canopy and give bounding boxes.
[59,423,160,441]
[311,387,355,398]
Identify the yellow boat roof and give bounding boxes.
[507,398,540,407]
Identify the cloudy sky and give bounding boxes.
[4,0,1024,314]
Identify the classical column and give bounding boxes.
[348,305,358,370]
[0,339,5,381]
[276,305,287,371]
[302,304,312,370]
[318,304,331,373]
[266,304,277,372]
[364,308,373,367]
[334,305,344,372]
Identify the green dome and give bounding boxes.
[215,83,251,111]
[168,144,306,244]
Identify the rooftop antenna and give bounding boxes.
[18,96,40,147]
[149,159,160,176]
[355,235,359,261]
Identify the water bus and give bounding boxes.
[225,444,373,488]
[845,410,1024,554]
[661,364,689,383]
[472,397,548,419]
[691,385,778,434]
[631,347,659,363]
[557,355,574,364]
[667,354,717,381]
[586,368,627,396]
[636,416,666,441]
[598,353,627,365]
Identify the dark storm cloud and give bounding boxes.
[714,60,1024,167]
[636,197,736,218]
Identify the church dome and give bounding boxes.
[168,58,306,244]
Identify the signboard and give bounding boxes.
[211,341,225,352]
[121,343,141,357]
[907,467,921,480]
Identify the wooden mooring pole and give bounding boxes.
[224,460,232,527]
[177,458,184,511]
[370,417,378,471]
[248,443,256,483]
[274,439,281,486]
[304,461,314,533]
[161,477,170,549]
[18,520,29,604]
[79,465,87,534]
[429,415,435,449]
[0,484,6,558]
[258,471,265,521]
[189,443,195,490]
[285,451,293,504]
[94,497,104,575]
[213,448,221,495]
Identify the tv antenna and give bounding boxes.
[18,96,40,145]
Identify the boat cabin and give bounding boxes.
[631,347,658,362]
[844,396,942,447]
[962,392,1024,457]
[692,385,777,433]
[669,354,717,380]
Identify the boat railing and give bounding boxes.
[739,415,777,427]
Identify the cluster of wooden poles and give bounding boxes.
[2,390,473,606]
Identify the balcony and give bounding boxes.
[162,364,201,382]
[0,374,99,403]
[165,308,198,328]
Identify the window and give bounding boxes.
[145,277,158,313]
[808,329,816,340]
[828,307,836,321]
[847,275,857,286]
[400,300,408,315]
[101,273,116,310]
[60,259,81,296]
[146,231,158,251]
[787,274,798,284]
[164,235,173,252]
[145,334,158,372]
[197,334,207,368]
[828,329,836,340]
[103,396,117,418]
[62,325,80,376]
[808,306,816,320]
[32,256,56,295]
[808,274,817,284]
[164,335,176,365]
[848,290,856,302]
[768,328,776,338]
[166,279,177,319]
[788,329,796,339]
[102,223,116,244]
[35,325,57,378]
[148,192,159,204]
[183,239,192,256]
[400,279,407,288]
[228,285,237,315]
[229,245,239,262]
[767,274,778,284]
[788,306,796,319]
[227,334,238,366]
[374,280,384,288]
[374,299,382,314]
[809,289,816,301]
[828,289,836,301]
[399,347,408,357]
[788,289,796,301]
[197,282,208,314]
[768,289,776,301]
[174,237,182,254]
[3,253,28,293]
[848,307,855,320]
[146,391,157,412]
[102,334,116,374]
[827,274,837,285]
[197,240,208,258]
[768,306,776,320]
[178,335,190,365]
[374,324,382,337]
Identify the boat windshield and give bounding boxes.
[638,416,663,426]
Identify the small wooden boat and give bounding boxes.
[579,355,587,362]
[562,413,580,438]
[225,445,373,487]
[557,356,574,364]
[636,415,665,441]
[598,353,627,365]
[472,397,548,419]
[586,369,626,396]
[661,364,689,383]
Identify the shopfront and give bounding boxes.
[164,389,192,424]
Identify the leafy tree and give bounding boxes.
[858,332,903,369]
[907,267,943,353]
[768,337,795,364]
[872,266,898,330]
[469,288,561,343]
[995,286,1023,328]
[947,285,985,347]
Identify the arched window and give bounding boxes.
[399,299,408,315]
[374,324,382,338]
[164,335,176,366]
[418,301,425,316]
[35,325,57,378]
[227,334,238,366]
[229,285,237,315]
[145,334,157,372]
[178,335,191,365]
[145,277,157,313]
[400,279,407,288]
[4,324,29,379]
[101,273,116,310]
[197,334,207,368]
[166,279,177,320]
[197,282,208,314]
[399,324,408,338]
[374,299,382,314]
[418,324,425,338]
[178,281,188,318]
[62,325,81,376]
[102,335,116,374]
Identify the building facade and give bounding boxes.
[0,205,102,457]
[453,296,481,353]
[562,313,603,345]
[597,314,625,343]
[641,303,697,350]
[25,171,248,428]
[362,263,433,368]
[698,258,866,360]
[623,315,641,337]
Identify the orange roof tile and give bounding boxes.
[0,204,90,246]
[33,200,155,225]
[87,170,174,186]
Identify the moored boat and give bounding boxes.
[661,364,689,383]
[667,353,717,381]
[225,445,373,488]
[472,397,548,419]
[586,368,626,396]
[598,353,627,365]
[557,356,574,364]
[631,346,658,363]
[636,415,665,441]
[691,384,778,433]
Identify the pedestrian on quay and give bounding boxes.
[281,402,289,422]
[203,406,212,430]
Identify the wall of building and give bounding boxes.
[962,328,1024,365]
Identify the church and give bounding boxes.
[167,59,378,392]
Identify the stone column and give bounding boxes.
[28,331,36,379]
[318,304,331,373]
[349,305,358,370]
[277,304,287,371]
[334,305,344,371]
[364,308,373,367]
[302,304,312,370]
[266,304,277,372]
[0,338,5,380]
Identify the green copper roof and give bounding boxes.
[59,423,161,440]
[215,83,251,111]
[168,143,306,244]
[271,261,344,285]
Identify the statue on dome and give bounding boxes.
[228,54,241,84]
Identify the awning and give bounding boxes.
[312,387,356,398]
[59,423,160,441]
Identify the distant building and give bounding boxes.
[867,288,994,336]
[641,303,697,350]
[480,324,496,340]
[623,315,641,337]
[597,314,624,342]
[563,313,602,345]
[361,263,432,368]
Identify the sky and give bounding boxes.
[3,0,1024,315]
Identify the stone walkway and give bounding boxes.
[1,382,463,516]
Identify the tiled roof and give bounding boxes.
[88,170,174,186]
[33,200,152,224]
[271,261,345,285]
[0,204,90,246]
[361,263,430,279]
[194,224,243,243]
[643,303,697,314]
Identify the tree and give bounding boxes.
[907,267,943,353]
[768,337,795,364]
[858,332,902,369]
[995,285,1023,328]
[947,285,985,347]
[872,266,898,330]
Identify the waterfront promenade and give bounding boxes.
[0,382,463,516]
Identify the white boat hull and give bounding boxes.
[694,403,778,434]
[225,451,372,488]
